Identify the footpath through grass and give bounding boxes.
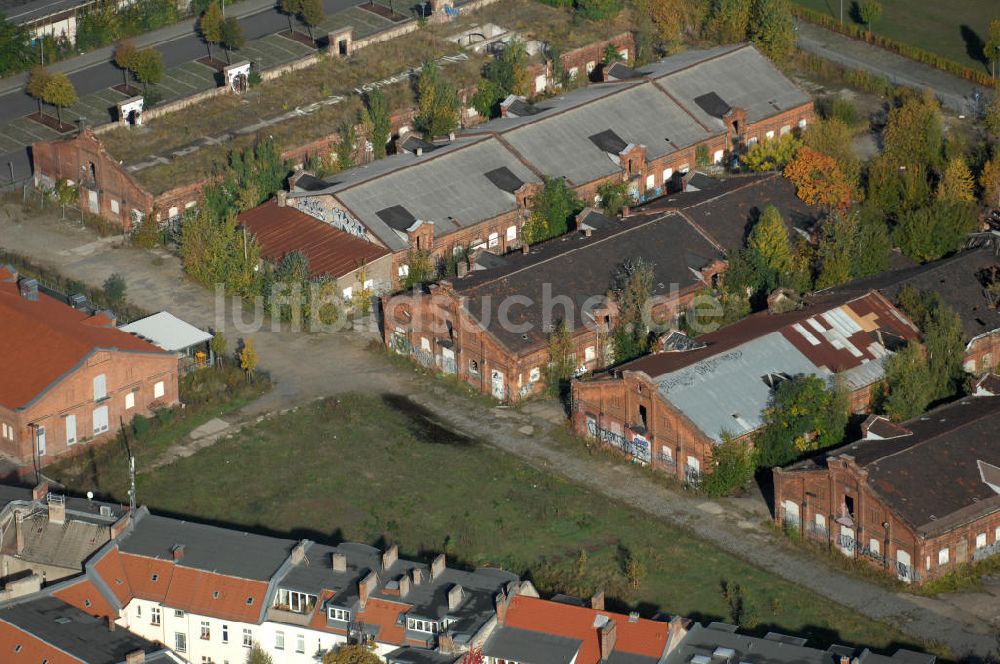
[53,391,940,655]
[792,0,998,74]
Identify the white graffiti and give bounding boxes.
[353,52,469,94]
[298,197,369,239]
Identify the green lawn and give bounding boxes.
[793,0,999,74]
[52,392,941,655]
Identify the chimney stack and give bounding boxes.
[276,191,288,207]
[359,571,378,609]
[399,572,411,598]
[125,649,146,664]
[291,541,307,565]
[494,590,508,625]
[598,618,617,660]
[521,243,530,255]
[107,616,116,631]
[456,260,468,278]
[171,544,185,561]
[32,482,49,501]
[664,616,691,655]
[447,584,464,611]
[590,590,604,611]
[110,514,131,539]
[47,495,65,526]
[411,568,423,586]
[331,552,347,573]
[382,543,398,571]
[431,553,446,580]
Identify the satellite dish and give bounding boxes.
[86,491,94,501]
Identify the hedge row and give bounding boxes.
[791,5,996,88]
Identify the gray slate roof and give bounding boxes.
[483,625,583,664]
[0,595,171,664]
[118,512,294,581]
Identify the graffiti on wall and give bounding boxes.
[586,419,651,463]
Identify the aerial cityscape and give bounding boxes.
[0,0,999,662]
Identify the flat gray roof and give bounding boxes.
[483,626,583,664]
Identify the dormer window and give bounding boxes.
[407,618,439,634]
[274,589,316,614]
[329,607,351,622]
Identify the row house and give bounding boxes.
[773,380,1000,584]
[819,247,1000,375]
[571,291,920,481]
[275,44,813,289]
[382,174,822,401]
[43,506,519,664]
[0,266,179,468]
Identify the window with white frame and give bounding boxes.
[815,513,826,531]
[93,374,107,400]
[174,610,185,618]
[398,264,409,278]
[65,415,76,445]
[529,367,540,383]
[125,391,135,410]
[151,607,161,625]
[976,532,987,549]
[868,538,880,555]
[662,167,673,182]
[713,150,724,164]
[506,225,517,241]
[275,589,317,614]
[275,631,285,650]
[584,346,596,362]
[296,634,305,654]
[329,607,350,622]
[408,618,439,634]
[222,625,229,643]
[111,199,120,214]
[938,547,950,566]
[242,628,253,647]
[1,423,11,440]
[92,406,109,435]
[200,621,210,640]
[175,633,187,653]
[136,606,141,619]
[996,526,1000,541]
[488,232,499,248]
[154,381,165,399]
[645,174,654,190]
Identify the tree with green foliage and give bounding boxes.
[113,39,138,89]
[298,0,324,41]
[748,0,794,61]
[471,79,505,119]
[701,434,756,497]
[602,43,620,64]
[336,122,356,171]
[102,273,127,304]
[131,48,164,93]
[986,93,1000,141]
[802,118,859,180]
[265,250,312,323]
[895,287,966,399]
[361,88,390,159]
[988,19,1000,79]
[485,37,530,97]
[279,0,301,33]
[858,0,882,35]
[755,374,849,468]
[529,177,582,242]
[936,156,976,203]
[864,155,931,217]
[179,201,261,297]
[42,72,77,125]
[225,137,290,212]
[246,643,274,664]
[596,180,630,217]
[882,90,942,171]
[210,331,228,368]
[220,17,245,64]
[543,319,576,398]
[814,212,858,290]
[574,0,622,22]
[198,1,224,60]
[401,249,434,290]
[26,66,52,116]
[0,17,29,78]
[853,206,892,278]
[415,61,459,138]
[611,257,653,363]
[746,205,791,276]
[742,133,800,171]
[322,643,382,664]
[239,338,258,383]
[981,157,1000,209]
[894,200,978,262]
[879,343,931,421]
[706,0,750,44]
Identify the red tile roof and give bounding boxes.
[356,598,408,644]
[51,577,117,620]
[239,200,390,279]
[92,547,134,606]
[0,266,169,410]
[0,620,79,664]
[503,596,669,663]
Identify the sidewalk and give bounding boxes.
[0,0,279,97]
[795,20,987,115]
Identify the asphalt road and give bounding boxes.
[0,0,364,185]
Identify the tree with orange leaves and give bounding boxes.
[783,147,855,212]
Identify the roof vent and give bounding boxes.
[171,544,185,561]
[331,552,347,573]
[69,294,87,309]
[713,648,736,659]
[628,612,639,623]
[692,656,712,664]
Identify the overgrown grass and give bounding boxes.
[51,391,941,655]
[916,554,1000,597]
[45,365,270,495]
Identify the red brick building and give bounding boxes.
[570,291,919,481]
[773,382,1000,584]
[0,266,178,467]
[285,44,813,288]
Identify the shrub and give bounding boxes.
[132,414,151,438]
[701,435,755,497]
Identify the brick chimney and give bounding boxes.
[399,573,411,598]
[331,552,347,573]
[382,543,398,571]
[106,616,116,631]
[447,584,464,611]
[431,553,446,580]
[48,496,65,526]
[358,570,378,609]
[494,590,508,625]
[411,568,424,585]
[291,541,306,565]
[590,590,604,611]
[276,191,288,207]
[171,544,185,561]
[598,618,617,660]
[664,616,691,655]
[125,649,145,664]
[110,514,130,539]
[32,482,49,501]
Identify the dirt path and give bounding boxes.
[2,209,997,657]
